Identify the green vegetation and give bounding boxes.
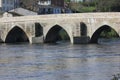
[64,0,70,2]
[65,0,120,13]
[79,6,96,12]
[100,29,119,38]
[96,0,120,12]
[66,2,96,13]
[59,29,70,40]
[20,0,39,11]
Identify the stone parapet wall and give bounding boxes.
[0,12,120,23]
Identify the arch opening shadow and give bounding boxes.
[45,25,70,43]
[91,25,119,43]
[0,37,3,43]
[80,22,87,36]
[35,23,43,37]
[0,30,3,43]
[5,26,29,43]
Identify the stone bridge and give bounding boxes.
[0,12,120,44]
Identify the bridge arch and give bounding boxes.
[44,24,72,43]
[90,25,119,43]
[5,26,29,43]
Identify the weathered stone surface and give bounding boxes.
[0,12,120,44]
[32,36,44,43]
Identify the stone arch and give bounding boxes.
[90,25,119,43]
[44,24,71,43]
[5,26,29,43]
[35,23,43,37]
[80,22,87,36]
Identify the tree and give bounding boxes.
[96,0,120,12]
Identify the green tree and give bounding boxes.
[64,0,70,2]
[96,0,120,12]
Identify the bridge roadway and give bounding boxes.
[0,12,120,44]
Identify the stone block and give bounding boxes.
[32,36,44,43]
[73,36,90,44]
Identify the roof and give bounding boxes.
[8,7,38,16]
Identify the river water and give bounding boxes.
[0,41,120,80]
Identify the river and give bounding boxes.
[0,40,120,80]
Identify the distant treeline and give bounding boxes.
[65,0,120,12]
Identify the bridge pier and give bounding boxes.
[0,39,3,43]
[31,36,44,44]
[73,36,90,44]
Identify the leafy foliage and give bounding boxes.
[100,29,119,38]
[20,0,39,11]
[96,0,120,12]
[65,0,120,12]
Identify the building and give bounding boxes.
[38,0,51,6]
[38,0,71,14]
[0,0,20,12]
[38,0,64,7]
[38,0,62,14]
[70,0,94,3]
[70,0,84,2]
[51,0,64,7]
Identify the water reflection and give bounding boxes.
[98,38,120,45]
[0,41,120,80]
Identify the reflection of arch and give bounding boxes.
[44,25,70,43]
[80,22,87,36]
[5,26,29,43]
[35,23,43,37]
[91,25,119,43]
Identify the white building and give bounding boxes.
[38,0,72,14]
[70,0,94,3]
[0,0,20,12]
[38,0,51,6]
[70,0,84,2]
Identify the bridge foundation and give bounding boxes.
[73,36,90,44]
[0,39,3,43]
[31,36,44,44]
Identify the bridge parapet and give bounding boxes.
[0,13,120,23]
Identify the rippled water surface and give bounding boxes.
[0,42,120,80]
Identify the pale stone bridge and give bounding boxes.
[0,12,120,44]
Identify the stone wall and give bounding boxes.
[0,12,120,44]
